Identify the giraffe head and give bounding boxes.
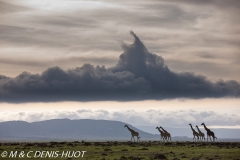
[201,122,205,126]
[156,126,159,129]
[189,123,191,126]
[124,125,128,128]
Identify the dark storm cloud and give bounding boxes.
[0,32,239,102]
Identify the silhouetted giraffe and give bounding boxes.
[156,126,168,142]
[189,123,199,142]
[160,126,171,141]
[196,125,205,141]
[124,125,140,142]
[201,123,217,142]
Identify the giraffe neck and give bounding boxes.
[196,126,201,133]
[161,127,167,133]
[126,126,133,133]
[203,124,209,131]
[190,124,195,132]
[157,127,162,133]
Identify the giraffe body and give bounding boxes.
[156,127,168,142]
[124,125,140,142]
[160,126,171,142]
[196,125,205,141]
[189,123,199,142]
[201,123,217,142]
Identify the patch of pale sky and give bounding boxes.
[1,98,239,114]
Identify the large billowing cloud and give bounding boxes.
[1,0,240,80]
[0,32,239,102]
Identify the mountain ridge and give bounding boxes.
[0,119,158,141]
[1,119,240,141]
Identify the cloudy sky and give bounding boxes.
[0,0,240,132]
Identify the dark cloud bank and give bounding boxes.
[0,31,239,102]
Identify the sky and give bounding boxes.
[0,0,240,132]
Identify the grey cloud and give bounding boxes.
[30,13,100,29]
[166,58,240,82]
[89,3,200,30]
[0,25,72,48]
[0,0,30,14]
[162,0,240,8]
[0,32,239,102]
[0,24,120,53]
[134,4,199,29]
[196,52,216,59]
[0,55,118,68]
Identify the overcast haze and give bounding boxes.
[0,0,240,131]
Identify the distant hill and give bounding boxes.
[1,119,240,141]
[0,119,159,141]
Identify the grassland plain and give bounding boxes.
[0,141,240,160]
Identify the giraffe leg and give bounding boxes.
[212,136,215,142]
[131,136,133,142]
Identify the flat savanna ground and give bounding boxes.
[0,141,240,160]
